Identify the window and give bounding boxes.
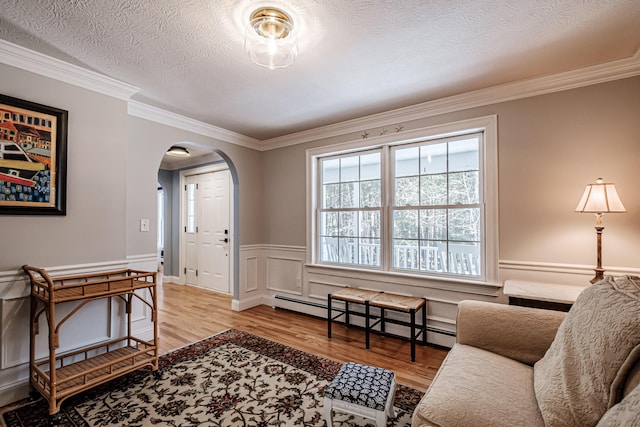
[309,116,497,283]
[391,135,482,276]
[318,151,382,267]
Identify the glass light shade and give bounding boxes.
[166,146,190,157]
[575,178,626,213]
[245,8,298,70]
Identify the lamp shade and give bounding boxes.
[575,178,626,213]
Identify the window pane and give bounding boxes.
[360,153,381,180]
[393,210,418,239]
[322,158,340,184]
[420,209,446,240]
[396,176,419,206]
[359,238,380,266]
[339,211,358,237]
[341,156,359,182]
[420,143,447,174]
[449,138,478,172]
[339,237,357,263]
[395,146,419,177]
[320,236,339,262]
[420,174,447,205]
[447,242,481,276]
[449,171,479,204]
[448,208,480,241]
[340,182,358,208]
[422,240,447,272]
[360,180,381,207]
[359,211,380,238]
[320,211,339,236]
[323,183,340,208]
[393,239,419,269]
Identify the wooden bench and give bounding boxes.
[327,288,427,362]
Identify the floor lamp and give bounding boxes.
[575,178,626,284]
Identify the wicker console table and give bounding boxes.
[23,265,160,421]
[327,288,427,362]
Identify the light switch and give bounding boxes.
[140,218,150,232]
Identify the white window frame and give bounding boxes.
[306,115,499,285]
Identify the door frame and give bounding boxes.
[178,163,234,294]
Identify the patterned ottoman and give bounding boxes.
[324,362,396,427]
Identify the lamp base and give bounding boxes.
[590,268,605,284]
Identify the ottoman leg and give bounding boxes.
[387,378,397,419]
[323,396,333,427]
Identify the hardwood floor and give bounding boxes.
[157,281,448,392]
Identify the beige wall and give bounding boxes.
[126,116,264,256]
[0,63,128,270]
[0,63,264,272]
[261,76,640,276]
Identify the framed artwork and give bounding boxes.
[0,94,68,215]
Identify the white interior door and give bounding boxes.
[209,170,230,292]
[184,170,230,293]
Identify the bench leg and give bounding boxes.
[327,294,332,339]
[365,300,370,349]
[422,298,427,345]
[410,308,416,362]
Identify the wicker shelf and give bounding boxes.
[23,265,159,418]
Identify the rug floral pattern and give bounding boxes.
[3,329,420,426]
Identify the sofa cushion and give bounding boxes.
[534,276,640,427]
[412,344,544,427]
[596,384,640,427]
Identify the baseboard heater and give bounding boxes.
[273,294,456,338]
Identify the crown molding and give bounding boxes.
[127,101,261,150]
[2,38,639,152]
[259,49,640,151]
[0,39,139,100]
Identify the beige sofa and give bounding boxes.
[412,275,640,427]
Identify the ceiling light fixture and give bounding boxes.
[166,145,190,157]
[245,7,297,70]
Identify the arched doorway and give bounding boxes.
[157,142,240,303]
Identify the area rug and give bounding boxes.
[3,329,421,426]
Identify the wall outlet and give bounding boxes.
[140,218,150,232]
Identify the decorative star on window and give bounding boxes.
[379,128,387,135]
[361,131,369,139]
[395,124,404,133]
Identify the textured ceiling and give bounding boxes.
[1,0,639,141]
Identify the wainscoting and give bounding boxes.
[3,249,636,407]
[237,245,640,349]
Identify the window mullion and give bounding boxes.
[382,145,392,272]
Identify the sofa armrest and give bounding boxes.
[456,300,566,365]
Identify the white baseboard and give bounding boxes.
[0,377,29,408]
[232,295,267,311]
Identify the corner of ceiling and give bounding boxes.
[0,39,139,100]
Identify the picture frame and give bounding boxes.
[0,94,68,215]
